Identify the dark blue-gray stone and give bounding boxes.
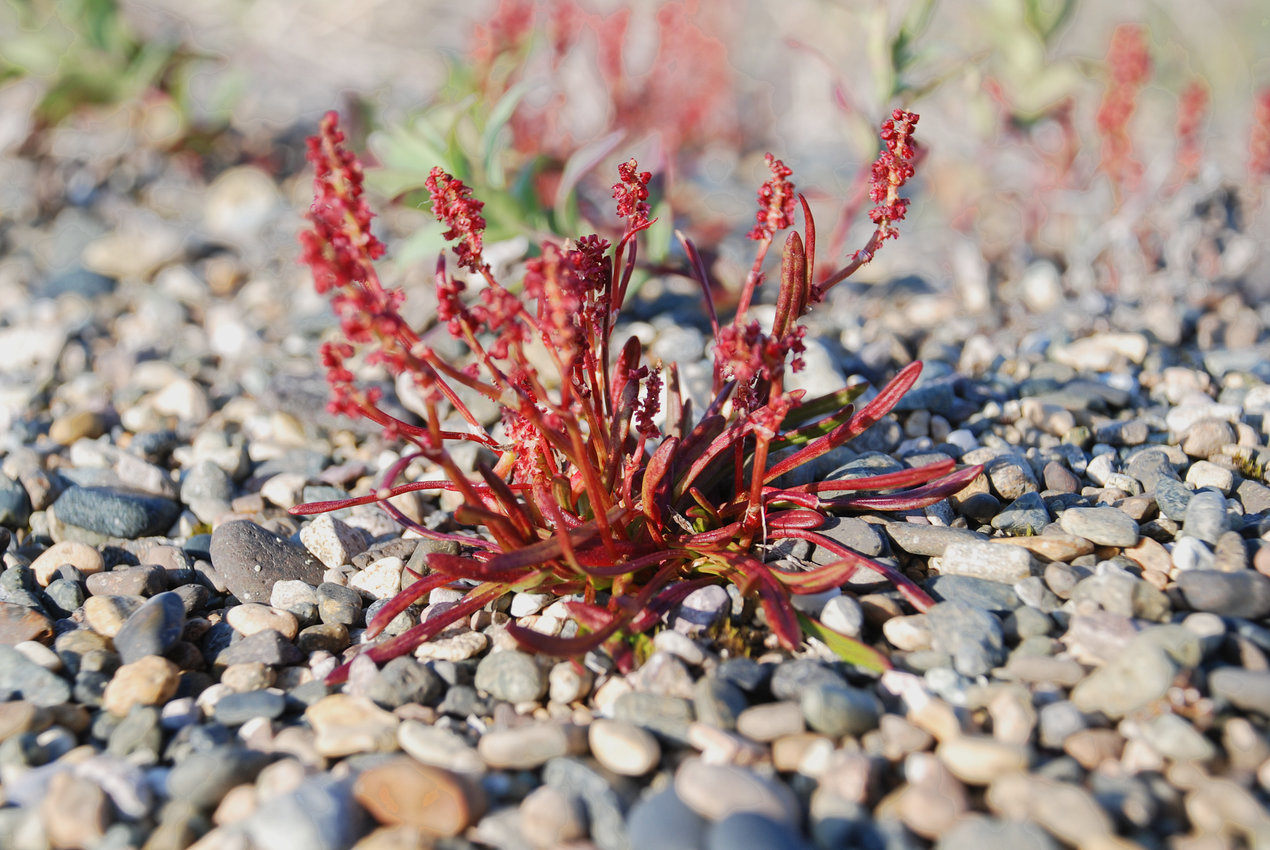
[626,787,708,850]
[0,475,31,528]
[0,645,71,706]
[41,578,85,618]
[246,774,366,850]
[1176,570,1270,619]
[166,744,272,810]
[113,592,186,664]
[715,657,770,693]
[991,491,1050,536]
[693,675,749,730]
[366,656,444,708]
[926,600,1006,677]
[707,812,814,850]
[214,689,288,725]
[544,757,631,850]
[209,520,324,605]
[41,267,116,299]
[213,628,302,667]
[1182,489,1230,545]
[769,659,847,701]
[925,575,1022,613]
[315,582,362,627]
[935,816,1059,850]
[52,485,180,540]
[1125,448,1179,492]
[801,680,881,737]
[1153,476,1192,521]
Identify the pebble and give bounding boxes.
[926,575,1022,612]
[209,520,325,605]
[706,811,813,850]
[800,680,881,737]
[50,485,180,541]
[1208,667,1270,715]
[927,601,1006,677]
[213,689,287,725]
[520,785,587,849]
[85,564,167,597]
[244,774,362,850]
[936,815,1059,850]
[474,650,547,703]
[626,787,709,850]
[936,736,1030,784]
[939,539,1037,583]
[541,757,630,850]
[1058,506,1139,547]
[0,602,53,644]
[736,701,804,742]
[30,540,104,586]
[102,655,179,716]
[305,693,400,758]
[1069,637,1178,718]
[589,718,661,776]
[316,582,363,626]
[353,756,484,836]
[672,584,731,635]
[112,591,185,664]
[885,522,987,557]
[40,770,112,848]
[991,492,1050,536]
[1182,488,1230,545]
[214,628,303,667]
[674,757,800,824]
[1175,570,1270,619]
[299,514,368,569]
[397,720,484,774]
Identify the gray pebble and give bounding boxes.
[0,644,71,706]
[1175,570,1270,619]
[935,815,1058,850]
[316,581,362,626]
[672,584,730,636]
[166,744,271,810]
[800,680,881,737]
[1208,667,1270,715]
[693,675,748,730]
[214,628,303,667]
[51,485,180,541]
[214,689,287,725]
[1153,476,1193,521]
[475,650,547,703]
[885,522,987,557]
[1058,507,1139,547]
[544,757,631,850]
[925,575,1022,613]
[1182,489,1230,545]
[769,659,847,701]
[112,592,185,664]
[927,601,1005,677]
[626,786,709,850]
[707,811,813,850]
[991,492,1050,536]
[245,774,364,850]
[210,520,325,605]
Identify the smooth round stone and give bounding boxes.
[225,603,300,640]
[296,623,350,655]
[397,720,484,775]
[800,681,881,737]
[41,578,85,618]
[210,520,325,605]
[810,516,887,562]
[1182,489,1230,545]
[244,774,362,850]
[674,757,799,824]
[366,656,443,709]
[353,756,485,836]
[40,771,111,849]
[305,694,400,758]
[509,592,552,618]
[769,660,846,701]
[316,582,363,627]
[1187,460,1235,493]
[652,630,706,666]
[706,811,813,850]
[693,675,749,730]
[542,757,629,850]
[936,736,1030,784]
[548,660,593,705]
[882,614,932,651]
[626,787,709,850]
[112,592,185,665]
[715,658,770,693]
[51,485,179,541]
[165,744,271,810]
[1176,570,1270,619]
[270,580,320,626]
[179,460,233,524]
[926,601,1005,677]
[102,656,179,716]
[819,595,864,638]
[1125,712,1216,762]
[613,692,695,744]
[884,522,987,557]
[672,584,730,635]
[984,774,1114,847]
[214,629,303,667]
[1042,461,1081,494]
[935,815,1059,850]
[1180,419,1236,458]
[1154,477,1193,521]
[85,564,167,597]
[939,540,1037,584]
[925,575,1022,613]
[413,629,488,662]
[30,541,104,586]
[990,492,1050,536]
[0,602,53,645]
[478,722,580,769]
[1171,537,1215,572]
[589,718,660,776]
[736,701,804,743]
[474,650,547,703]
[1070,572,1170,622]
[0,645,71,706]
[1209,668,1270,715]
[214,689,287,725]
[519,785,587,849]
[0,474,32,527]
[1069,642,1178,719]
[1058,507,1139,547]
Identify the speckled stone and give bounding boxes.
[210,520,325,605]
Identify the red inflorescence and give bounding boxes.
[748,154,797,241]
[1250,89,1270,182]
[426,167,488,272]
[1096,24,1151,197]
[613,158,652,228]
[866,109,920,245]
[1173,80,1208,185]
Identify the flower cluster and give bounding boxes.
[748,154,797,241]
[612,159,652,229]
[1250,89,1270,183]
[297,111,981,683]
[1096,24,1151,199]
[1171,80,1208,188]
[866,109,920,244]
[426,166,488,272]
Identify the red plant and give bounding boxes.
[1169,79,1208,190]
[1250,89,1270,184]
[296,110,981,684]
[1096,24,1151,203]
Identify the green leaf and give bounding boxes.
[798,613,891,673]
[480,77,537,188]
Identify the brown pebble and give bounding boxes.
[0,700,51,743]
[353,756,485,836]
[351,825,437,850]
[0,601,54,645]
[103,655,180,716]
[30,541,105,586]
[48,410,107,446]
[519,785,586,850]
[1064,728,1126,770]
[41,770,111,848]
[1043,461,1080,493]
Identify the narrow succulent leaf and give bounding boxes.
[843,360,923,440]
[483,505,631,573]
[792,457,956,494]
[364,572,454,638]
[778,382,867,431]
[762,417,856,484]
[641,436,679,543]
[677,231,720,337]
[427,551,534,583]
[776,528,936,612]
[797,614,891,673]
[825,463,984,511]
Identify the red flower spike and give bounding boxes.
[1250,89,1270,182]
[426,167,488,272]
[748,153,797,241]
[613,158,652,228]
[862,109,919,248]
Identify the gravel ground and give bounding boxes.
[3,7,1270,850]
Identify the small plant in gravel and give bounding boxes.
[297,109,982,684]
